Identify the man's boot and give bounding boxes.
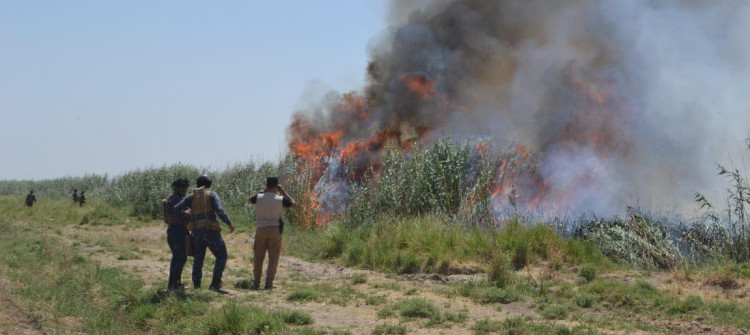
[193,281,201,289]
[250,281,260,290]
[264,281,274,290]
[169,280,185,292]
[209,279,229,294]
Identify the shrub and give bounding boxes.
[398,298,439,318]
[477,287,521,304]
[488,253,515,288]
[372,323,406,335]
[540,304,569,320]
[668,295,704,315]
[578,264,597,283]
[574,293,595,308]
[471,318,504,335]
[287,287,319,303]
[350,273,368,285]
[280,309,314,325]
[365,295,387,306]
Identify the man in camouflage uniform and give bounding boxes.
[72,189,79,204]
[78,191,86,207]
[25,190,36,207]
[162,178,190,291]
[174,175,235,294]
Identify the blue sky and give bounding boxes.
[0,1,386,180]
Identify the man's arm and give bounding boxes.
[278,185,296,208]
[211,193,235,233]
[210,193,233,226]
[173,195,192,212]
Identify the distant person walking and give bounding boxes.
[25,190,36,207]
[72,189,79,204]
[161,178,190,291]
[174,175,235,294]
[78,191,86,207]
[248,177,296,290]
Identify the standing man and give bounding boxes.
[248,177,296,290]
[162,178,190,291]
[25,190,36,207]
[174,175,235,294]
[72,189,79,204]
[78,191,86,207]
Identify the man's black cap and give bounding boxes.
[266,177,279,188]
[172,178,189,188]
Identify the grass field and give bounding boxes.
[2,196,750,334]
[1,139,749,333]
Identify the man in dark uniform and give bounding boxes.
[78,191,86,207]
[174,175,235,294]
[72,189,79,204]
[248,177,296,290]
[25,190,36,207]
[162,178,190,291]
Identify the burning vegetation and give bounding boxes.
[284,0,750,272]
[286,0,645,224]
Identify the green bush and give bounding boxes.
[668,295,703,315]
[398,298,439,318]
[574,293,595,308]
[540,304,568,320]
[280,309,314,325]
[488,253,515,288]
[372,323,406,335]
[287,287,319,303]
[578,265,597,283]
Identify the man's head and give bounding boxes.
[197,175,212,188]
[172,178,189,196]
[266,177,279,191]
[29,190,34,194]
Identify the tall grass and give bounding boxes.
[345,140,497,227]
[0,174,108,198]
[0,161,293,225]
[690,138,750,263]
[5,138,749,268]
[302,214,608,275]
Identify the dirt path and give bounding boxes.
[0,276,47,335]
[34,223,749,335]
[60,224,555,334]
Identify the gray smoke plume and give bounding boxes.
[288,0,750,217]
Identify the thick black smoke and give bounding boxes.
[289,0,750,216]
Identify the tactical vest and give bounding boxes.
[162,195,182,225]
[191,187,213,216]
[255,192,285,228]
[189,187,222,232]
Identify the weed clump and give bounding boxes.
[540,304,569,320]
[488,253,515,288]
[372,323,406,335]
[398,298,439,318]
[578,264,597,283]
[287,287,319,303]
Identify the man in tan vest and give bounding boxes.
[174,175,235,294]
[248,177,296,290]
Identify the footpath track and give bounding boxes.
[0,275,47,335]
